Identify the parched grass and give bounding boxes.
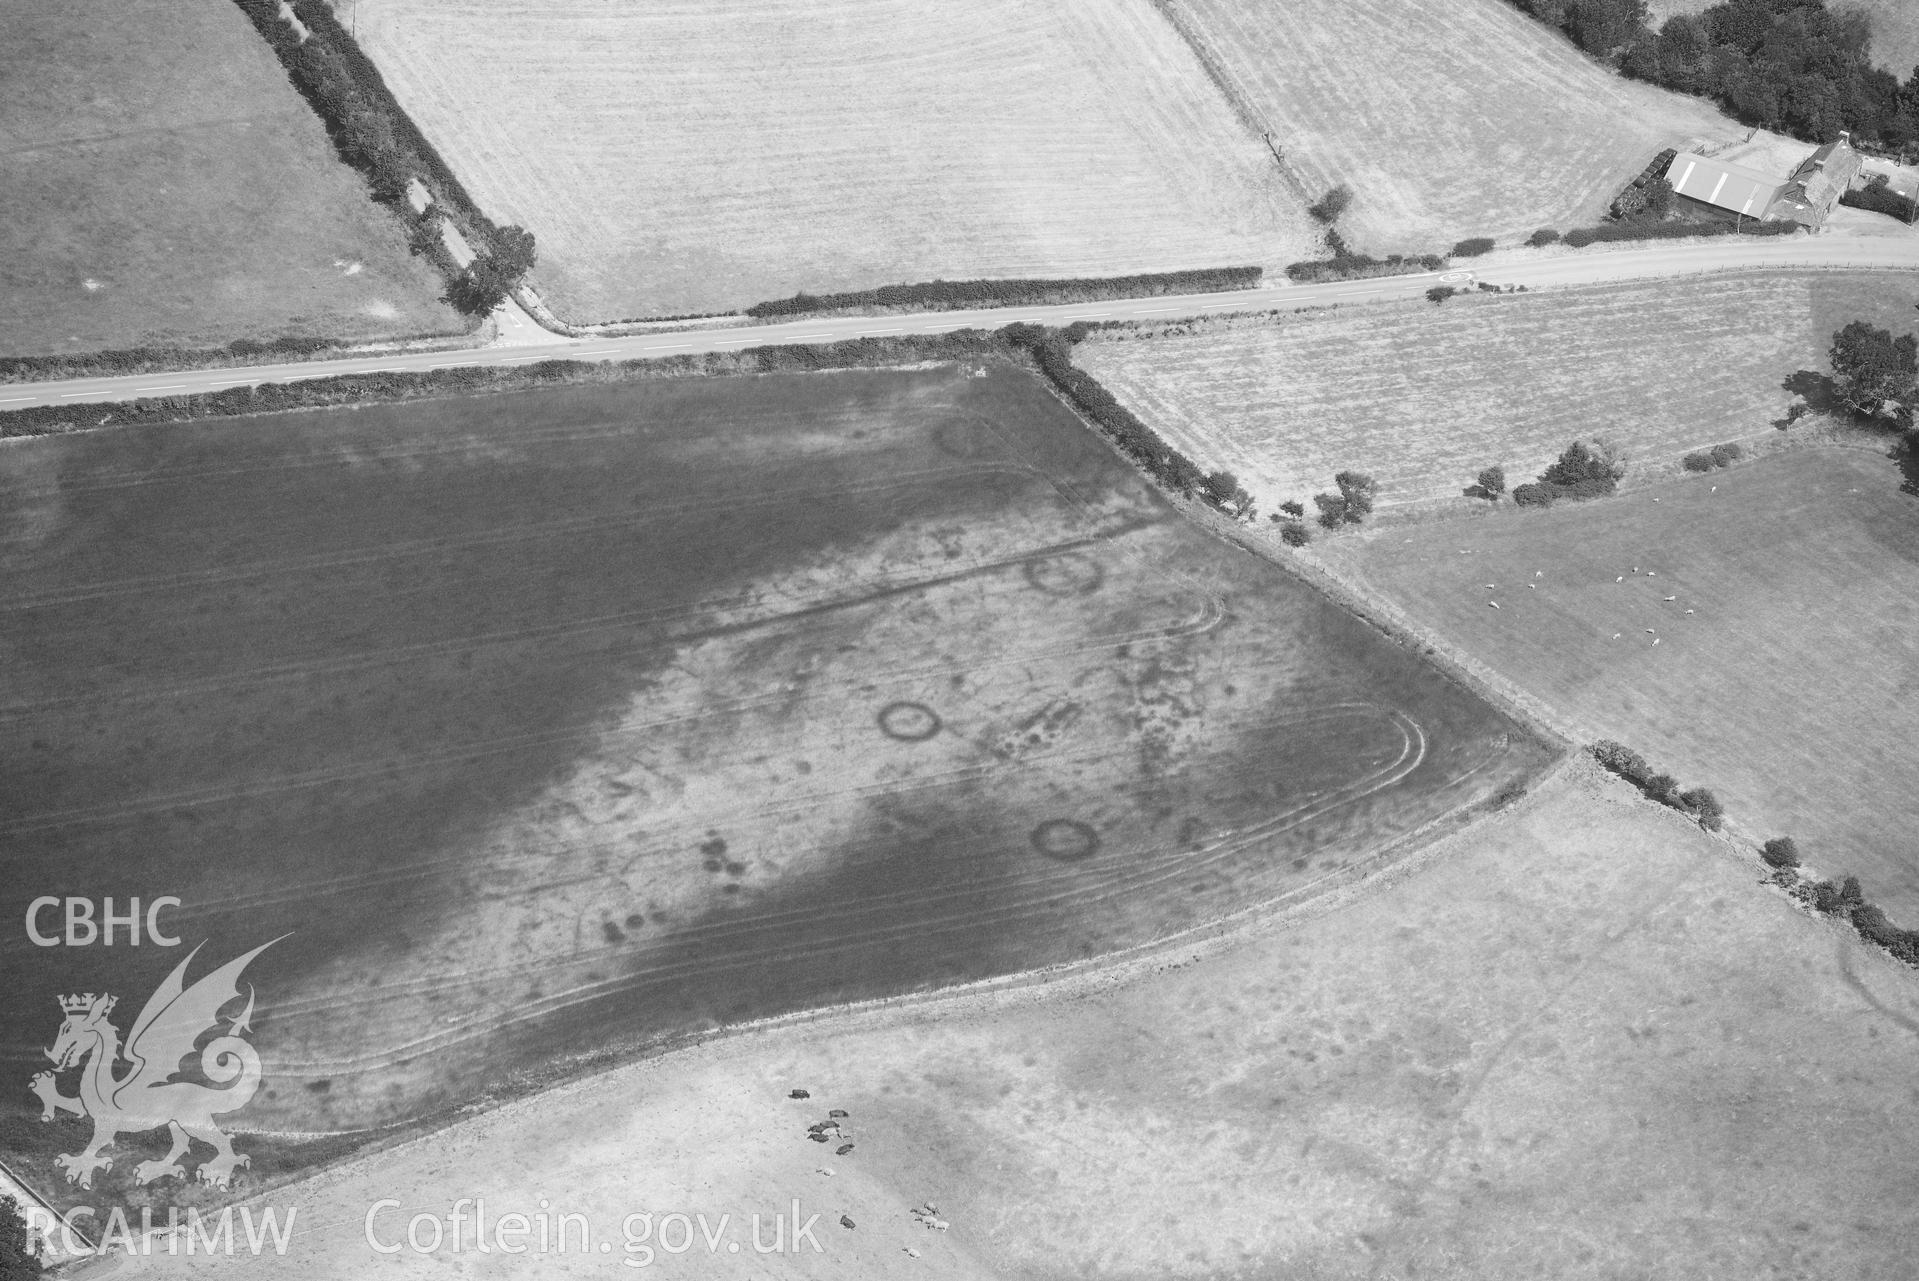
[0,0,459,358]
[1325,445,1919,924]
[1158,0,1743,254]
[220,765,1919,1280]
[0,364,1544,1209]
[352,0,1320,322]
[1075,271,1919,510]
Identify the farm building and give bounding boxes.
[1770,135,1864,226]
[1664,153,1784,219]
[1663,135,1862,227]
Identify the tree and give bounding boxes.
[1426,285,1458,304]
[1313,491,1348,528]
[1334,471,1377,520]
[489,224,538,278]
[1477,465,1507,499]
[1528,228,1561,247]
[1308,184,1353,224]
[1678,786,1723,829]
[1829,321,1918,421]
[1762,836,1801,869]
[1644,772,1680,803]
[0,1198,38,1280]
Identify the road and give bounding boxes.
[5,234,1918,412]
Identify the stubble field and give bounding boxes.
[0,363,1546,1209]
[1323,445,1919,924]
[349,0,1321,322]
[0,0,457,359]
[1156,0,1741,254]
[126,764,1919,1280]
[1076,270,1917,512]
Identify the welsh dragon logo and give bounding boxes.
[29,938,281,1191]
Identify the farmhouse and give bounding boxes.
[1771,135,1864,226]
[1663,135,1862,227]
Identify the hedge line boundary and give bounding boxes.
[1590,739,1919,971]
[745,267,1263,319]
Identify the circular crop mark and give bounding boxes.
[1030,819,1099,862]
[877,701,942,742]
[932,415,999,460]
[1023,552,1105,597]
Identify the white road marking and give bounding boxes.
[1201,302,1244,309]
[787,333,834,340]
[59,392,96,398]
[136,384,187,393]
[640,344,690,351]
[0,397,33,404]
[1136,307,1179,314]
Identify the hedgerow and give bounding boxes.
[1286,253,1446,284]
[1450,237,1496,257]
[1588,741,1722,830]
[1560,218,1798,248]
[745,267,1262,319]
[1841,177,1919,223]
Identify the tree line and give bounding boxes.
[229,0,537,314]
[1506,0,1919,151]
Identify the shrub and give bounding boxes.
[1313,492,1348,528]
[1279,523,1311,547]
[1644,773,1680,804]
[1840,875,1865,909]
[1334,471,1377,520]
[1678,786,1723,829]
[1426,285,1458,304]
[1762,837,1801,869]
[1278,499,1305,518]
[1511,482,1554,507]
[1811,880,1847,914]
[1308,184,1354,224]
[1477,465,1507,499]
[1451,237,1496,257]
[1682,451,1716,472]
[1542,439,1626,489]
[1709,442,1743,467]
[1591,739,1652,786]
[1527,228,1561,247]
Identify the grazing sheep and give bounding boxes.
[1488,601,1500,609]
[1663,596,1676,602]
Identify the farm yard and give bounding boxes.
[0,363,1547,1208]
[1156,0,1742,254]
[348,0,1321,323]
[119,765,1919,1280]
[1323,446,1919,924]
[0,0,457,358]
[1075,270,1918,512]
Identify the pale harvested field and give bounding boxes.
[1324,446,1919,924]
[352,0,1320,322]
[0,0,456,357]
[1159,0,1742,254]
[129,764,1919,1280]
[1076,270,1916,511]
[1648,0,1919,75]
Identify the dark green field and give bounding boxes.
[0,0,458,357]
[0,364,1549,1204]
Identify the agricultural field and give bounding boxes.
[0,363,1546,1209]
[0,0,458,359]
[348,0,1321,323]
[1322,445,1919,925]
[1157,0,1742,254]
[1076,270,1918,512]
[1647,0,1919,76]
[124,764,1919,1280]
